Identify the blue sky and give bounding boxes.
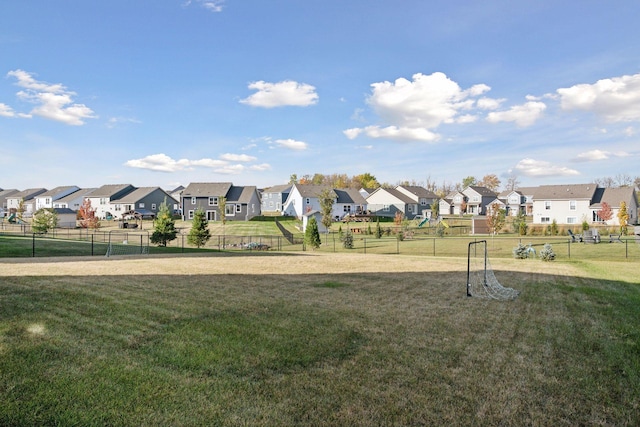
[1,0,640,191]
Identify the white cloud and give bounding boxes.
[367,72,489,129]
[219,153,257,162]
[184,0,224,12]
[249,163,272,171]
[106,116,141,129]
[476,97,505,110]
[557,73,640,122]
[344,125,440,142]
[6,69,96,125]
[0,102,30,118]
[273,138,308,150]
[574,149,631,162]
[511,158,580,177]
[345,72,501,142]
[215,164,245,175]
[240,80,318,108]
[125,152,272,174]
[485,101,546,127]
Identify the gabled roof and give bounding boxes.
[465,186,498,197]
[264,184,292,193]
[532,183,598,200]
[369,187,416,204]
[334,188,367,205]
[591,186,637,208]
[182,182,233,197]
[226,186,258,203]
[293,184,334,198]
[0,189,20,199]
[8,188,47,200]
[395,185,437,199]
[56,188,97,203]
[37,186,80,198]
[89,184,135,198]
[114,187,171,203]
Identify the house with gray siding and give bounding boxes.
[85,184,136,220]
[112,187,178,219]
[261,184,291,214]
[181,182,260,221]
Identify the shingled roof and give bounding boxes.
[532,184,598,200]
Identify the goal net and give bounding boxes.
[467,240,519,300]
[106,231,150,257]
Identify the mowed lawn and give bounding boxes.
[0,253,639,425]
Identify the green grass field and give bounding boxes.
[0,253,639,425]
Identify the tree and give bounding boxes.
[431,199,440,220]
[219,197,227,225]
[512,211,527,235]
[505,176,520,191]
[32,208,59,233]
[480,174,501,192]
[461,176,477,189]
[289,174,298,184]
[78,198,100,229]
[618,201,629,235]
[304,216,321,250]
[596,202,613,223]
[318,188,335,232]
[354,172,380,189]
[486,203,506,235]
[151,199,177,247]
[187,209,211,248]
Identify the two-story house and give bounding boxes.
[6,188,47,219]
[261,184,292,214]
[0,189,19,218]
[282,184,333,219]
[181,182,261,221]
[531,184,598,225]
[112,187,178,219]
[85,184,136,220]
[366,187,421,219]
[34,186,81,210]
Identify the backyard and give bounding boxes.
[0,253,639,425]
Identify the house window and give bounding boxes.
[420,198,427,206]
[454,196,461,202]
[269,201,274,208]
[114,205,121,211]
[209,197,218,206]
[100,198,107,205]
[151,203,157,210]
[343,206,351,213]
[541,217,550,223]
[545,201,551,210]
[139,203,145,208]
[472,196,479,202]
[567,217,577,224]
[383,205,390,212]
[306,198,311,204]
[191,197,196,205]
[188,210,194,219]
[407,205,413,213]
[569,200,576,210]
[236,204,241,213]
[226,205,235,215]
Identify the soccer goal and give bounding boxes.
[105,231,150,257]
[467,240,519,300]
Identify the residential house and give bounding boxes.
[6,188,47,219]
[282,184,333,219]
[55,188,97,211]
[181,182,260,221]
[34,186,81,210]
[366,187,422,219]
[261,184,292,214]
[590,186,638,226]
[499,187,536,217]
[85,184,136,220]
[531,184,598,225]
[112,187,178,219]
[463,186,498,215]
[169,186,184,214]
[224,185,261,221]
[0,189,19,218]
[394,185,438,218]
[333,188,367,220]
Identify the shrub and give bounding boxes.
[512,243,529,259]
[342,231,354,249]
[539,243,556,261]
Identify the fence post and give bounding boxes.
[568,239,570,259]
[91,234,94,256]
[32,233,35,257]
